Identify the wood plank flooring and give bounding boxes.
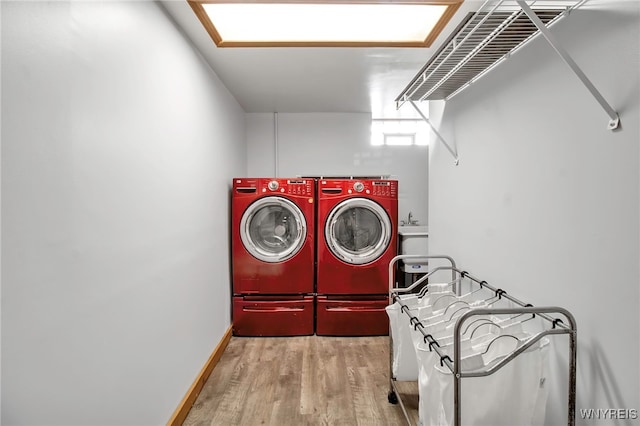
[183,336,419,426]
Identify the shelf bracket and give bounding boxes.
[410,100,459,166]
[517,0,620,130]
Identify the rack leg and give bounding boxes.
[388,333,396,403]
[568,330,577,425]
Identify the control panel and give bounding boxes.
[319,179,398,198]
[371,181,397,197]
[233,178,314,197]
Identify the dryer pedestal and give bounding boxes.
[316,295,389,336]
[233,296,314,337]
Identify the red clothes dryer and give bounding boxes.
[232,178,315,336]
[316,178,398,336]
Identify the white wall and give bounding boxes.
[246,112,429,226]
[429,2,639,424]
[1,1,246,425]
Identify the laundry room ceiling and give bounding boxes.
[160,1,480,118]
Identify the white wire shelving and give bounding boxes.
[396,0,620,148]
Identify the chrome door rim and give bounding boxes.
[325,198,391,265]
[240,196,306,263]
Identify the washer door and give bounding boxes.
[325,198,392,265]
[240,197,306,263]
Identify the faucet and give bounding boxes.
[407,211,418,226]
[400,211,419,226]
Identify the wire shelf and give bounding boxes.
[396,1,583,105]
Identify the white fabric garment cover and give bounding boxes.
[386,302,419,380]
[422,337,550,426]
[386,283,453,380]
[417,332,499,425]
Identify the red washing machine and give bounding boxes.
[316,178,398,336]
[232,178,315,336]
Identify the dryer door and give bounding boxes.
[325,198,392,265]
[240,196,306,263]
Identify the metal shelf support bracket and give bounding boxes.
[517,1,620,130]
[409,100,459,166]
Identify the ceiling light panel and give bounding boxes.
[189,1,463,47]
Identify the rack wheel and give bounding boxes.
[388,391,398,405]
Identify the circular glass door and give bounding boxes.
[240,197,306,263]
[325,198,392,265]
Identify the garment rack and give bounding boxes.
[387,255,577,426]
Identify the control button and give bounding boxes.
[353,182,364,193]
[268,180,279,191]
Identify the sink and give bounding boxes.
[398,225,429,236]
[398,225,429,268]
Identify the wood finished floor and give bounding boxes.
[183,336,418,426]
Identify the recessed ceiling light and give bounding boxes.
[188,1,463,48]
